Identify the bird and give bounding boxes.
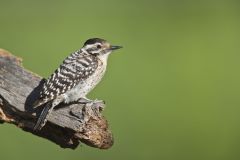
[33,38,122,131]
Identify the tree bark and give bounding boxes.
[0,49,113,149]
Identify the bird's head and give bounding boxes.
[83,38,122,56]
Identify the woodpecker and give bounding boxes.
[33,38,122,130]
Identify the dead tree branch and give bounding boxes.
[0,49,113,149]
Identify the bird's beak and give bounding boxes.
[110,45,123,50]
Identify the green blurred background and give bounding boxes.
[1,0,240,159]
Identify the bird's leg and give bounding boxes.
[77,97,105,110]
[75,97,105,121]
[77,97,104,104]
[77,97,93,104]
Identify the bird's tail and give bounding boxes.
[33,102,54,131]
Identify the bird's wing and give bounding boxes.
[33,54,98,108]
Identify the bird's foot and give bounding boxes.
[77,97,93,104]
[77,98,105,110]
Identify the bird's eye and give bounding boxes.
[97,45,102,49]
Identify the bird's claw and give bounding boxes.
[77,98,105,110]
[84,99,105,112]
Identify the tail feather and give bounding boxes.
[33,102,53,131]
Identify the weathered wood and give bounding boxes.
[0,49,113,149]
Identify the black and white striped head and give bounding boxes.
[83,38,122,56]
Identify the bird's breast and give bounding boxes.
[63,60,107,103]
